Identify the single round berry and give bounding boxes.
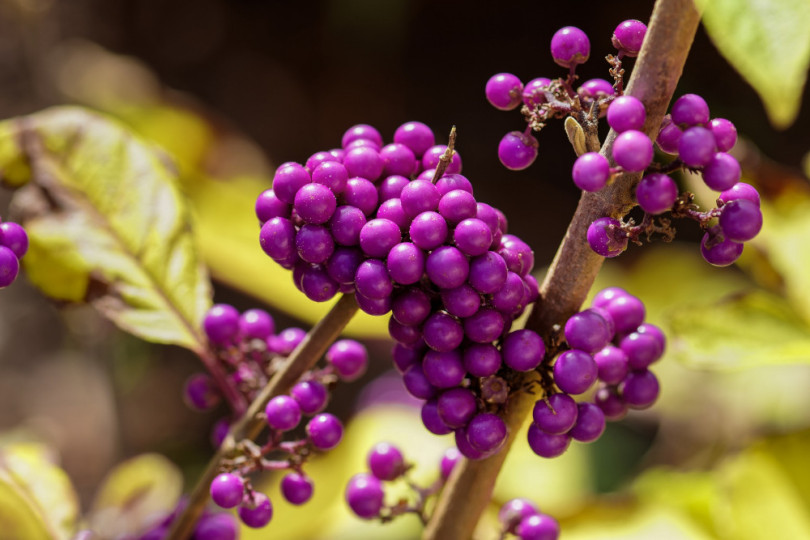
[389,318,421,346]
[306,413,344,450]
[0,248,22,288]
[656,116,683,154]
[527,424,571,458]
[621,332,663,370]
[342,124,383,149]
[703,153,741,191]
[553,349,598,395]
[492,271,526,314]
[612,19,647,56]
[468,251,508,294]
[239,309,274,340]
[523,77,552,107]
[499,235,534,276]
[300,265,339,302]
[602,293,645,334]
[326,339,368,381]
[394,121,435,157]
[355,259,393,300]
[710,118,738,152]
[290,380,329,415]
[210,473,244,509]
[0,222,28,258]
[377,198,409,231]
[329,205,367,246]
[359,218,401,257]
[437,387,477,429]
[569,402,606,442]
[345,473,385,519]
[194,513,239,540]
[464,307,505,343]
[499,498,540,534]
[380,143,417,177]
[184,373,220,410]
[463,343,502,377]
[636,173,679,214]
[435,173,473,196]
[466,412,508,453]
[564,309,612,354]
[718,199,762,243]
[441,283,482,318]
[203,304,240,345]
[306,151,338,172]
[455,426,496,460]
[422,399,453,435]
[607,96,646,133]
[410,211,448,250]
[701,232,744,266]
[272,163,311,204]
[502,329,545,371]
[671,94,710,127]
[255,189,290,223]
[402,364,437,400]
[439,189,478,223]
[440,447,461,479]
[516,513,561,540]
[326,247,363,284]
[423,311,464,352]
[486,73,524,111]
[678,126,716,167]
[312,160,349,194]
[379,175,410,202]
[612,130,653,172]
[578,78,615,99]
[296,224,334,264]
[498,131,539,170]
[265,395,302,431]
[368,442,406,481]
[454,218,493,256]
[550,26,590,67]
[595,385,628,421]
[260,217,297,261]
[594,345,630,385]
[281,472,314,505]
[532,393,578,435]
[238,492,273,528]
[426,246,470,289]
[718,182,761,206]
[343,177,379,216]
[422,145,463,174]
[387,242,426,285]
[587,217,628,258]
[423,349,466,388]
[572,152,611,192]
[400,179,441,218]
[621,370,660,408]
[392,287,432,326]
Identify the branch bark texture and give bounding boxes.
[423,1,701,538]
[167,293,359,539]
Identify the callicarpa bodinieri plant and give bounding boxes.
[0,0,796,538]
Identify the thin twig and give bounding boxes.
[431,126,458,183]
[167,293,359,539]
[422,1,701,538]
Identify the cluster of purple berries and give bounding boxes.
[528,287,662,459]
[257,122,546,462]
[136,502,239,540]
[190,304,368,529]
[485,20,647,171]
[586,92,762,266]
[498,497,560,540]
[0,220,28,288]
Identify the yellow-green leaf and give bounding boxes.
[90,453,183,538]
[698,0,810,128]
[0,443,80,540]
[0,106,212,352]
[667,290,810,369]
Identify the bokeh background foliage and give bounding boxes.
[0,0,809,538]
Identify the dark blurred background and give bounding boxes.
[0,0,806,506]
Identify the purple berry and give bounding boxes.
[701,232,744,266]
[290,380,329,415]
[441,283,482,318]
[656,115,683,154]
[380,143,417,177]
[260,217,296,261]
[620,332,663,370]
[265,395,302,431]
[468,251,508,294]
[595,385,628,421]
[569,402,606,442]
[423,349,466,388]
[422,399,453,435]
[550,26,590,68]
[607,96,646,133]
[516,513,560,540]
[671,94,710,127]
[463,343,502,377]
[593,345,629,385]
[578,78,615,99]
[502,329,545,371]
[300,264,339,302]
[719,199,762,242]
[184,373,220,410]
[359,218,401,257]
[486,73,524,110]
[564,309,612,354]
[612,130,653,172]
[272,163,311,204]
[376,198,409,231]
[255,189,290,223]
[678,126,716,167]
[621,370,660,409]
[378,175,410,202]
[355,259,393,300]
[437,387,477,429]
[329,205,366,246]
[368,442,406,481]
[306,151,338,172]
[523,77,552,107]
[392,287,432,326]
[296,224,334,264]
[612,19,647,57]
[203,304,240,345]
[0,222,27,260]
[492,271,526,314]
[0,249,20,288]
[553,349,597,395]
[499,498,540,534]
[636,173,679,214]
[343,177,379,216]
[466,412,508,453]
[426,246,470,289]
[703,153,741,191]
[210,473,244,509]
[345,473,384,519]
[342,124,383,149]
[464,307,505,343]
[311,161,348,195]
[306,413,344,450]
[280,472,314,505]
[386,242,426,285]
[239,309,274,340]
[532,393,578,435]
[394,121,435,157]
[422,145,463,174]
[194,513,239,540]
[410,211,448,250]
[400,179,441,218]
[238,492,273,528]
[435,173,473,196]
[527,424,571,458]
[326,247,363,284]
[454,218,493,256]
[499,235,534,276]
[423,311,464,352]
[326,339,368,381]
[710,118,737,152]
[498,131,539,171]
[439,189,478,223]
[587,217,628,258]
[602,293,645,334]
[402,363,437,399]
[572,152,611,192]
[718,182,760,206]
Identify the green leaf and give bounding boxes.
[667,290,810,369]
[699,0,810,128]
[0,106,212,352]
[0,443,80,540]
[90,453,183,538]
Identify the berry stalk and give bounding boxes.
[166,293,359,540]
[423,1,701,538]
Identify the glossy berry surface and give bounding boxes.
[210,473,244,509]
[532,393,578,434]
[572,152,610,192]
[607,96,646,133]
[346,473,385,519]
[486,73,524,110]
[550,26,590,67]
[238,492,273,528]
[612,130,653,172]
[636,173,678,214]
[719,199,763,242]
[281,472,314,505]
[587,217,627,258]
[368,442,406,480]
[498,131,539,170]
[326,339,368,381]
[265,395,302,431]
[306,413,344,450]
[612,19,647,56]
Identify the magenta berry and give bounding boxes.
[612,19,647,56]
[671,94,710,127]
[345,473,385,519]
[498,131,539,170]
[486,73,524,110]
[607,96,646,133]
[587,217,627,258]
[572,152,611,192]
[612,130,653,172]
[238,492,273,528]
[210,473,244,509]
[281,472,314,505]
[368,442,406,481]
[550,26,590,68]
[635,173,679,214]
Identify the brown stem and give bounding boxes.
[166,293,359,539]
[422,1,701,538]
